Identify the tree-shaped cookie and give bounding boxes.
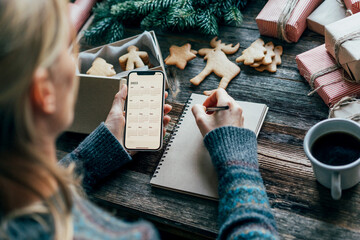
[190,37,240,91]
[255,46,283,72]
[86,57,116,77]
[119,45,149,71]
[165,43,197,70]
[236,38,267,65]
[250,42,275,67]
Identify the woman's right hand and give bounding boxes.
[191,89,244,137]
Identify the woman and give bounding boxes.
[0,0,278,239]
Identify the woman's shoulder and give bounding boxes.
[1,214,53,240]
[72,192,160,240]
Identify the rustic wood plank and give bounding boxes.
[88,170,360,240]
[89,170,219,239]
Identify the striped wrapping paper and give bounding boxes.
[296,44,360,107]
[344,0,360,13]
[69,0,98,32]
[256,0,323,43]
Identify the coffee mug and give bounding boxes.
[304,118,360,200]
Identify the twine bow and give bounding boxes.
[336,0,354,16]
[277,0,299,43]
[328,96,360,121]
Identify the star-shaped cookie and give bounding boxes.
[165,43,197,70]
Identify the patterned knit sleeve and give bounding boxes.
[203,126,279,240]
[58,123,132,191]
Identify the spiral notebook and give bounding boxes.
[150,93,268,200]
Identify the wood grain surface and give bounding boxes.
[57,0,360,239]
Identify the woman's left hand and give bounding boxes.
[105,85,172,153]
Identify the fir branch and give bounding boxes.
[192,0,211,7]
[84,17,113,45]
[92,1,113,21]
[106,20,125,43]
[166,1,196,31]
[234,0,249,10]
[140,7,169,30]
[137,0,177,15]
[110,1,141,19]
[85,0,249,45]
[210,2,223,18]
[223,6,243,27]
[196,8,218,35]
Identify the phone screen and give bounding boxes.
[124,71,165,150]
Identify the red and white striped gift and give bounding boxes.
[296,44,360,107]
[256,0,323,43]
[344,0,360,14]
[69,0,98,32]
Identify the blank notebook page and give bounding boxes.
[150,93,268,200]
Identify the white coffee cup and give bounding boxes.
[304,118,360,200]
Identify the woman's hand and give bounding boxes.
[192,88,244,137]
[105,85,127,146]
[105,85,172,149]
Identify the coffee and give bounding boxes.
[311,131,360,166]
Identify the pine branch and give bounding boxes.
[196,8,218,35]
[223,6,243,27]
[140,7,169,30]
[85,0,249,45]
[234,0,249,10]
[192,0,211,7]
[210,2,223,18]
[166,1,196,31]
[106,20,125,43]
[137,0,178,15]
[110,1,141,20]
[92,1,113,21]
[84,17,113,45]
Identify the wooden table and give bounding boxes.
[57,0,360,239]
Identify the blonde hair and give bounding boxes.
[0,0,74,239]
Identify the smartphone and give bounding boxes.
[124,71,165,151]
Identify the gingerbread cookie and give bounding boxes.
[236,38,267,65]
[165,43,197,70]
[86,57,116,77]
[119,46,149,71]
[250,42,275,67]
[255,46,283,72]
[190,37,240,91]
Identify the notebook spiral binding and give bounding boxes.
[152,97,193,178]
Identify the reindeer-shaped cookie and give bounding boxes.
[190,37,240,91]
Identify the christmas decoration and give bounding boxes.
[190,37,240,93]
[84,0,249,45]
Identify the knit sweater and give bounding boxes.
[1,123,278,239]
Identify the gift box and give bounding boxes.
[325,13,360,82]
[256,0,323,43]
[68,31,167,134]
[344,0,360,14]
[296,44,360,107]
[307,0,348,35]
[69,0,98,32]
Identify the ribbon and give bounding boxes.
[336,0,354,16]
[328,96,360,121]
[277,0,299,43]
[334,30,360,83]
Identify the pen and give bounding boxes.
[205,106,229,112]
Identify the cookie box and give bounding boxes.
[68,30,166,134]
